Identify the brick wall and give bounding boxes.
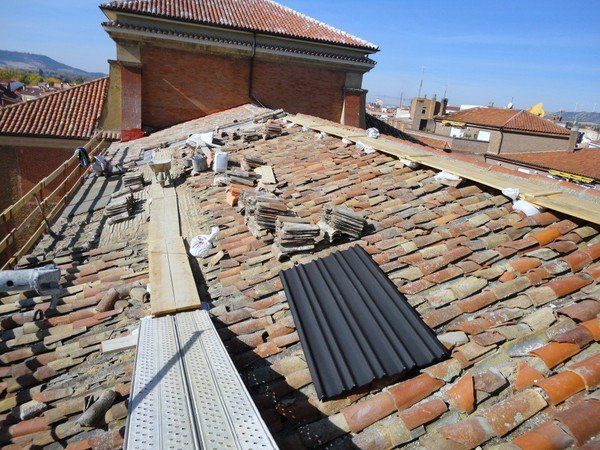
[140,46,346,129]
[18,146,73,194]
[499,131,570,153]
[253,59,345,121]
[0,146,21,212]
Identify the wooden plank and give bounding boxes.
[148,237,187,255]
[149,251,176,316]
[169,252,201,314]
[286,114,600,225]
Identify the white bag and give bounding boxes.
[189,226,219,257]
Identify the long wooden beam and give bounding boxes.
[288,115,600,225]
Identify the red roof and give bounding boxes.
[101,0,378,50]
[489,148,600,181]
[0,77,109,139]
[442,107,571,136]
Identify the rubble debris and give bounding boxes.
[320,205,366,242]
[273,217,320,260]
[101,328,139,354]
[255,165,276,184]
[226,183,251,207]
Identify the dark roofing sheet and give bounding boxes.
[280,245,448,400]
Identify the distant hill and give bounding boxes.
[0,50,106,81]
[556,111,600,125]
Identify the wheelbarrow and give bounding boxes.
[149,157,173,187]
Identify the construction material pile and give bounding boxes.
[320,205,367,242]
[273,217,320,260]
[240,192,292,239]
[241,155,266,171]
[242,130,262,143]
[123,172,144,191]
[104,195,134,224]
[264,122,282,140]
[226,168,258,187]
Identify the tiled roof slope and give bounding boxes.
[491,148,600,181]
[443,107,571,136]
[101,0,378,50]
[171,119,600,448]
[0,77,109,139]
[0,241,149,448]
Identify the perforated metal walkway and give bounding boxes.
[125,310,278,450]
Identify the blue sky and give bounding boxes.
[2,0,599,111]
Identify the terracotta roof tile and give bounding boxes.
[530,342,581,369]
[445,373,475,413]
[0,78,109,139]
[512,420,575,450]
[101,0,378,50]
[481,389,547,437]
[490,148,600,181]
[554,399,600,446]
[13,108,596,448]
[441,107,571,136]
[536,370,586,405]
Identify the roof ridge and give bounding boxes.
[261,0,378,50]
[100,0,378,50]
[0,76,108,114]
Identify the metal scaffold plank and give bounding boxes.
[125,316,198,449]
[125,312,277,450]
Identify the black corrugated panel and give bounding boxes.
[280,245,448,400]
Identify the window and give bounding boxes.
[477,130,491,142]
[450,127,463,138]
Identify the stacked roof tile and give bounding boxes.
[443,107,571,136]
[0,77,109,139]
[101,0,378,50]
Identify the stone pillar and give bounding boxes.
[119,62,143,142]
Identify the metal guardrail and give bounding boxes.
[0,135,106,268]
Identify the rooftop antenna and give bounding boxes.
[443,85,447,99]
[417,66,425,98]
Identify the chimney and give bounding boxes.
[441,98,448,115]
[567,129,580,152]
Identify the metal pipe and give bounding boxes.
[0,265,61,294]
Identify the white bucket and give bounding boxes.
[213,151,228,173]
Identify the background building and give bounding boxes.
[100,0,378,141]
[0,78,111,210]
[432,107,579,155]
